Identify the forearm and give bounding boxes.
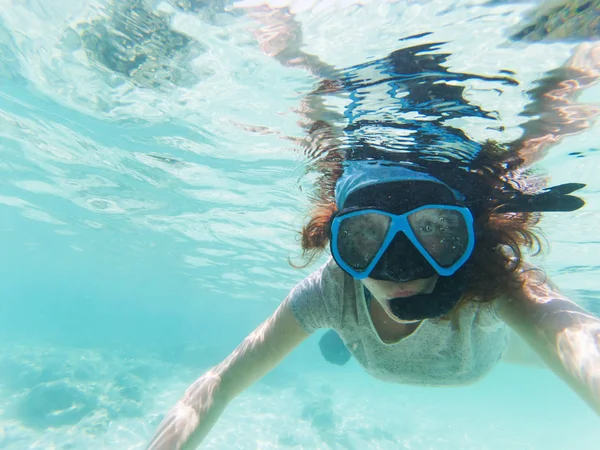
[147,369,229,450]
[552,319,600,416]
[498,276,600,416]
[512,310,600,415]
[147,299,308,449]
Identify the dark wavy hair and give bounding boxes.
[294,121,544,306]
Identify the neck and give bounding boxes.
[368,298,421,343]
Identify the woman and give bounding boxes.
[147,6,600,450]
[147,93,599,450]
[146,154,599,450]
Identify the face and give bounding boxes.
[334,180,470,321]
[362,275,438,323]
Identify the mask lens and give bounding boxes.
[407,208,469,267]
[336,212,391,271]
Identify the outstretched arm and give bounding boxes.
[147,298,310,449]
[495,269,600,415]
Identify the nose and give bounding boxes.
[379,259,428,283]
[371,234,436,282]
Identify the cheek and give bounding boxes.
[362,279,384,297]
[361,280,373,294]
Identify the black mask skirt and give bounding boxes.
[386,273,465,321]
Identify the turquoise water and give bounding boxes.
[0,0,599,448]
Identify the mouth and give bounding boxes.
[384,276,438,300]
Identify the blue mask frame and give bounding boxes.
[331,204,476,280]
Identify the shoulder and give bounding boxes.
[288,257,348,332]
[290,257,346,299]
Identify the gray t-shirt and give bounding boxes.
[290,258,510,386]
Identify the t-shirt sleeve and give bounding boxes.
[288,259,342,333]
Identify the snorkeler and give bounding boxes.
[146,4,600,449]
[146,65,600,449]
[146,146,599,449]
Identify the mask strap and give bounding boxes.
[496,183,586,213]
